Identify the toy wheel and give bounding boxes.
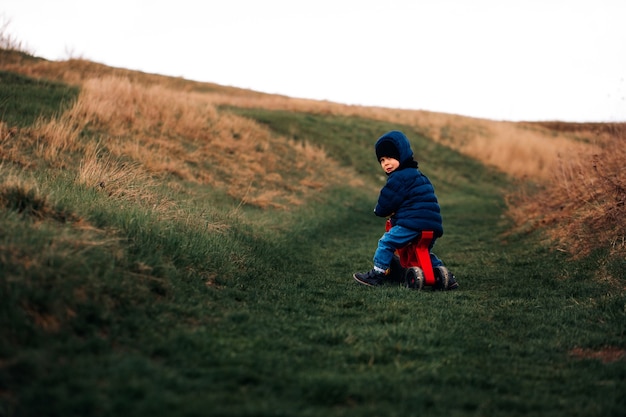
[433,266,455,290]
[405,267,424,290]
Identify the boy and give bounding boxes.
[353,130,458,289]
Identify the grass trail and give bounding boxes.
[1,83,624,417]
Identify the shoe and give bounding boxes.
[447,274,459,290]
[353,269,386,287]
[433,266,459,290]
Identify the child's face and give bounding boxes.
[379,156,400,174]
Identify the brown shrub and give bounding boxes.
[508,124,626,257]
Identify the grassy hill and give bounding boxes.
[1,49,624,417]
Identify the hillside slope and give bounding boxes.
[3,50,623,257]
[0,48,597,180]
[1,50,624,416]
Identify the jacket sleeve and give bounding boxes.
[374,177,406,217]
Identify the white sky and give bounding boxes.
[2,0,625,122]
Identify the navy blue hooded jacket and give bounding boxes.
[374,131,443,236]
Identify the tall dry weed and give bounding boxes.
[507,125,625,257]
[77,144,170,210]
[0,16,31,53]
[2,89,85,167]
[30,115,83,162]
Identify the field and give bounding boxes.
[0,48,624,417]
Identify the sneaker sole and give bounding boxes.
[353,274,378,287]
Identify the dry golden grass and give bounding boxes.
[72,76,217,138]
[508,124,625,257]
[30,115,83,163]
[1,57,359,209]
[75,76,362,209]
[459,121,592,179]
[3,53,622,255]
[204,92,592,180]
[0,122,25,166]
[2,53,591,182]
[77,144,161,203]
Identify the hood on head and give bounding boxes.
[375,131,413,163]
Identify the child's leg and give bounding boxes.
[373,225,420,271]
[429,239,444,267]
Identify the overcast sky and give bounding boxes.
[3,0,625,122]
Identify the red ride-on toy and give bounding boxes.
[386,219,455,290]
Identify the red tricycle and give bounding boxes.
[386,219,457,290]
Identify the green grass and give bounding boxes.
[0,70,79,127]
[1,76,624,417]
